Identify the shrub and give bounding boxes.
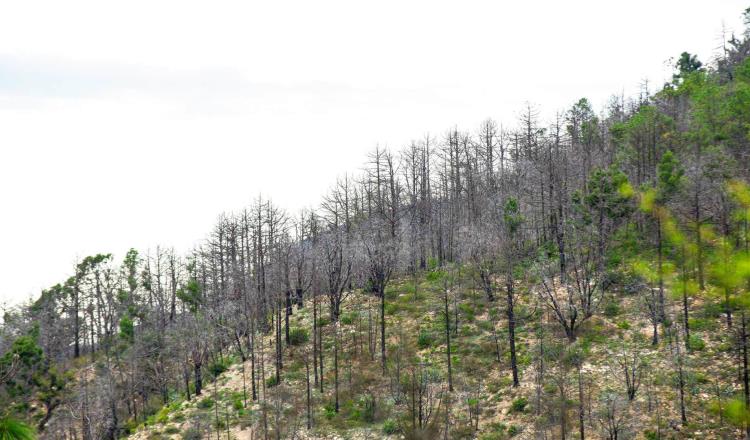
[182,427,202,440]
[0,418,35,440]
[692,371,709,384]
[197,397,214,409]
[323,402,336,420]
[340,312,358,325]
[510,397,528,413]
[383,419,399,435]
[123,419,137,434]
[517,352,532,367]
[617,320,631,330]
[426,269,445,282]
[688,335,705,351]
[688,317,716,331]
[478,320,495,332]
[427,257,439,270]
[357,395,376,422]
[480,422,508,440]
[699,301,724,319]
[385,303,399,315]
[284,369,305,382]
[164,426,180,434]
[209,358,230,376]
[603,301,621,317]
[508,424,522,436]
[385,287,400,300]
[289,327,309,345]
[155,407,170,424]
[417,329,434,349]
[266,375,279,388]
[145,406,170,425]
[717,342,733,352]
[458,303,476,322]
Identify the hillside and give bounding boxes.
[4,6,750,440]
[124,268,740,440]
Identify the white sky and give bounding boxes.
[0,0,746,306]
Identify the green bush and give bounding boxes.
[323,402,336,420]
[692,371,709,384]
[213,418,226,430]
[0,417,36,440]
[357,395,376,423]
[385,287,400,300]
[517,352,532,367]
[480,422,508,440]
[155,407,170,424]
[197,397,214,409]
[289,327,309,345]
[603,301,621,317]
[459,303,476,322]
[340,312,358,325]
[687,335,705,351]
[145,406,170,425]
[688,317,716,331]
[510,396,528,413]
[417,329,434,349]
[426,269,445,282]
[617,320,631,330]
[182,427,202,440]
[209,358,230,376]
[478,320,495,332]
[123,419,137,434]
[508,424,522,436]
[266,375,279,388]
[427,257,439,270]
[164,426,180,434]
[383,419,399,435]
[699,301,724,319]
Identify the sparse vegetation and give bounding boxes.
[3,7,750,440]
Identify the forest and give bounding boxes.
[4,9,750,440]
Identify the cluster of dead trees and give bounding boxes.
[3,30,750,438]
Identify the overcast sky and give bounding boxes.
[0,0,746,306]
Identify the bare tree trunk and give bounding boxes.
[578,364,585,440]
[313,291,319,388]
[334,324,340,413]
[507,276,519,387]
[194,362,203,396]
[306,351,312,429]
[444,281,453,392]
[381,285,387,373]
